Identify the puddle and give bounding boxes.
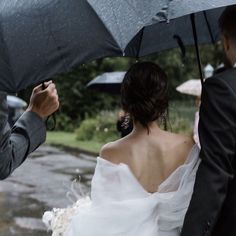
[0,145,96,235]
[15,217,46,231]
[0,193,49,235]
[52,167,94,188]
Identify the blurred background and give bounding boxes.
[16,43,223,154]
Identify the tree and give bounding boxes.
[19,43,223,131]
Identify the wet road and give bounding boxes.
[0,145,97,236]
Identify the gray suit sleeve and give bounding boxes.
[0,92,46,179]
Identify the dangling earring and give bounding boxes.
[121,114,131,130]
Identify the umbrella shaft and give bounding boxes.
[190,14,204,84]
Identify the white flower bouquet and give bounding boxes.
[42,196,91,236]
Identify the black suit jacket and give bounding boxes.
[181,68,236,236]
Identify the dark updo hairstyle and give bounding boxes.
[121,62,169,131]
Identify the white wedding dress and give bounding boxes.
[43,144,200,236]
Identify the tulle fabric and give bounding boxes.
[65,144,200,236]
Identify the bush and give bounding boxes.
[75,101,196,145]
[75,118,98,141]
[94,111,119,143]
[75,111,119,143]
[54,113,76,132]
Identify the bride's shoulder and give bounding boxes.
[99,140,124,164]
[163,132,195,154]
[165,131,194,145]
[176,133,194,146]
[174,134,196,158]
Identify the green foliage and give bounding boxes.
[75,118,97,141]
[75,100,196,147]
[55,113,75,132]
[18,43,223,133]
[75,111,119,143]
[52,58,136,131]
[47,101,196,154]
[168,100,196,134]
[144,43,224,99]
[93,111,119,143]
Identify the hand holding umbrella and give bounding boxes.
[26,81,59,119]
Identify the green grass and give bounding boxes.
[46,131,103,154]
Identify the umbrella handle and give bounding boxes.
[42,82,56,131]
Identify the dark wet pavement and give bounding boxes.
[0,145,96,236]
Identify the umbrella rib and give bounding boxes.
[109,2,125,51]
[190,13,204,84]
[203,11,215,44]
[136,27,144,59]
[111,1,150,51]
[36,1,69,73]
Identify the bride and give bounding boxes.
[44,62,200,236]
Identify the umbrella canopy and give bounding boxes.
[87,71,126,94]
[0,0,119,92]
[0,0,158,93]
[87,0,170,51]
[176,79,202,97]
[89,1,235,56]
[126,1,235,81]
[90,1,235,81]
[2,1,234,93]
[125,7,223,57]
[7,95,27,108]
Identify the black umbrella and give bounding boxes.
[0,0,121,92]
[0,0,158,93]
[87,71,126,94]
[89,0,236,83]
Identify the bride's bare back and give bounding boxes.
[101,62,195,193]
[100,122,194,193]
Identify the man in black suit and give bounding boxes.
[0,81,59,179]
[181,5,236,236]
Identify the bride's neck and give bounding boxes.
[132,121,162,136]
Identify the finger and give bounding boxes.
[53,90,58,98]
[51,89,58,98]
[41,81,53,91]
[46,83,56,92]
[43,80,53,88]
[54,88,58,95]
[33,84,44,93]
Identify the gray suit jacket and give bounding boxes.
[0,92,46,179]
